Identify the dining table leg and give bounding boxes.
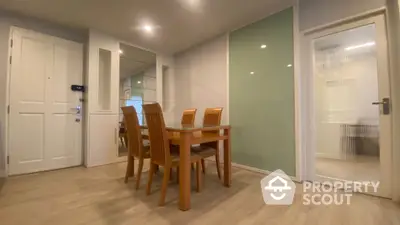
[179,132,191,211]
[223,128,232,187]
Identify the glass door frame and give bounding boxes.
[303,13,392,198]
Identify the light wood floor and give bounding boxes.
[316,155,380,181]
[1,161,400,225]
[0,178,4,190]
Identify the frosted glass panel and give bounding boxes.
[313,24,381,182]
[229,8,295,176]
[98,49,111,110]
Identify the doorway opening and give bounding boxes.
[304,14,392,198]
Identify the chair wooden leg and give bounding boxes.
[201,159,206,174]
[176,166,180,184]
[159,165,171,206]
[169,168,174,181]
[125,156,134,183]
[215,152,222,180]
[135,157,144,190]
[146,163,156,195]
[123,134,128,148]
[119,137,124,146]
[196,161,202,192]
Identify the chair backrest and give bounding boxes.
[203,107,223,126]
[121,106,143,158]
[181,108,197,125]
[143,103,170,165]
[202,107,223,149]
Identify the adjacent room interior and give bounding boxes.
[313,24,381,182]
[0,0,399,224]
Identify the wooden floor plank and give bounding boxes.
[0,161,399,225]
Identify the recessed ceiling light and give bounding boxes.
[143,25,153,32]
[261,45,267,49]
[137,81,142,84]
[250,72,255,75]
[119,49,123,54]
[287,64,292,67]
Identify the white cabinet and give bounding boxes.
[85,30,121,167]
[86,30,120,115]
[87,115,119,166]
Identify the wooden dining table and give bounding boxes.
[141,124,232,211]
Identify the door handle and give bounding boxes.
[372,97,390,115]
[70,106,81,114]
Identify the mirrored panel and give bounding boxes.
[118,43,156,157]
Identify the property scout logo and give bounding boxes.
[260,170,379,206]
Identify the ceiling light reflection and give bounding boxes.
[345,42,375,51]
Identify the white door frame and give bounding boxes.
[2,26,13,177]
[299,8,400,200]
[4,26,85,176]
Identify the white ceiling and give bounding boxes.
[0,0,293,54]
[120,43,156,79]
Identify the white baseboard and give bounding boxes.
[205,158,301,183]
[86,155,127,168]
[316,152,342,160]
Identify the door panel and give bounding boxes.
[9,28,83,175]
[16,114,45,162]
[47,39,83,168]
[19,37,49,103]
[309,15,391,197]
[9,29,52,175]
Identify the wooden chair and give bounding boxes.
[192,107,223,180]
[170,108,197,140]
[181,108,197,125]
[119,120,128,148]
[143,103,203,206]
[121,106,151,189]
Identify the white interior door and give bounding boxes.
[307,14,392,198]
[8,27,83,175]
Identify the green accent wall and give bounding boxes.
[229,8,295,176]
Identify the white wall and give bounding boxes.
[173,35,228,126]
[0,11,86,177]
[299,0,385,31]
[172,35,228,160]
[157,55,176,123]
